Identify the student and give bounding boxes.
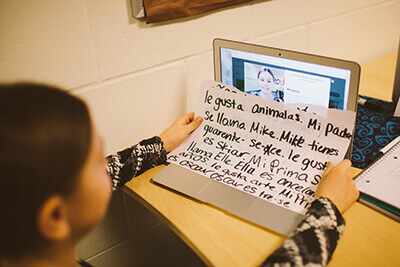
[254,67,284,102]
[0,83,359,267]
[262,159,358,266]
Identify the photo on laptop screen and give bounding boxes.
[218,45,354,110]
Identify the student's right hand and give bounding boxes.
[159,112,203,153]
[315,159,360,214]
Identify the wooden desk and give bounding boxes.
[123,54,400,266]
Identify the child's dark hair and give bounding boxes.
[257,67,276,81]
[0,83,92,259]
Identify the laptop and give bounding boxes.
[153,39,360,235]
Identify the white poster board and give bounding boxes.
[168,80,355,214]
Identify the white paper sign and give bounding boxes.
[168,80,355,214]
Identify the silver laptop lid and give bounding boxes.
[213,38,360,112]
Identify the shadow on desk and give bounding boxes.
[78,189,205,267]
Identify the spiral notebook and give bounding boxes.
[355,139,400,222]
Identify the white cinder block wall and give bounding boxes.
[1,0,399,154]
[1,0,399,264]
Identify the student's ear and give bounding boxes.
[37,195,71,241]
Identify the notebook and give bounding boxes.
[153,39,361,235]
[355,138,400,222]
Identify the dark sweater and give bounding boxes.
[104,136,345,267]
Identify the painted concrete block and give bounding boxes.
[250,0,389,39]
[252,26,309,53]
[86,0,252,79]
[75,63,187,155]
[185,52,214,113]
[309,2,400,64]
[0,0,98,89]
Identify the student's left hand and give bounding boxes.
[159,112,203,153]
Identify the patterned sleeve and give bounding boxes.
[106,136,167,190]
[261,197,345,267]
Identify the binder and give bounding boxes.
[354,137,400,222]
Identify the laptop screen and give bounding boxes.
[220,47,352,110]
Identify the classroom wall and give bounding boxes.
[1,0,399,265]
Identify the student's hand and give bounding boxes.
[315,159,360,214]
[159,112,203,153]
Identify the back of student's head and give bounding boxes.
[0,83,92,259]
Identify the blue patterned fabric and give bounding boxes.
[351,96,400,169]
